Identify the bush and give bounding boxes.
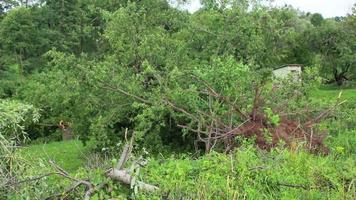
[0,99,40,140]
[0,100,39,198]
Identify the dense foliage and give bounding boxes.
[1,0,354,149]
[0,0,355,199]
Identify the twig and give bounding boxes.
[177,124,209,135]
[278,182,311,190]
[249,165,268,171]
[84,181,108,200]
[211,119,250,139]
[49,160,70,176]
[164,99,198,121]
[348,179,355,193]
[46,161,95,199]
[196,109,229,129]
[97,80,152,105]
[46,181,86,200]
[190,74,249,120]
[304,100,346,127]
[2,172,61,187]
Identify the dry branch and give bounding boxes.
[190,74,249,120]
[46,161,95,199]
[304,100,346,127]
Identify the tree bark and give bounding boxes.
[334,70,345,86]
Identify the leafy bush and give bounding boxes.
[0,100,39,198]
[0,100,40,140]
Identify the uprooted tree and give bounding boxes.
[1,58,345,198]
[91,57,341,155]
[166,81,341,155]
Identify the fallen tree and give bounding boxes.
[166,80,344,154]
[95,72,341,155]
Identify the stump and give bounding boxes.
[59,120,73,140]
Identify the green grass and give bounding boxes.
[19,140,86,172]
[313,85,356,102]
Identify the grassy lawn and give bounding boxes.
[313,85,356,102]
[19,140,86,172]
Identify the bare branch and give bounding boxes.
[278,182,311,190]
[97,80,152,105]
[164,99,198,121]
[304,100,346,127]
[2,172,61,187]
[190,74,249,120]
[84,181,108,200]
[117,128,134,170]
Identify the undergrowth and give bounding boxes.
[139,143,355,200]
[7,132,356,200]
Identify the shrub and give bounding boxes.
[0,100,39,198]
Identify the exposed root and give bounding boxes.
[168,82,343,155]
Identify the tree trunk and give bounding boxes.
[333,64,351,86]
[334,70,345,86]
[335,76,344,86]
[17,52,24,84]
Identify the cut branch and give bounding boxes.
[107,169,158,192]
[107,130,159,192]
[116,128,134,170]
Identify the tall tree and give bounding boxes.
[0,8,39,80]
[310,13,323,27]
[44,0,82,53]
[313,18,355,85]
